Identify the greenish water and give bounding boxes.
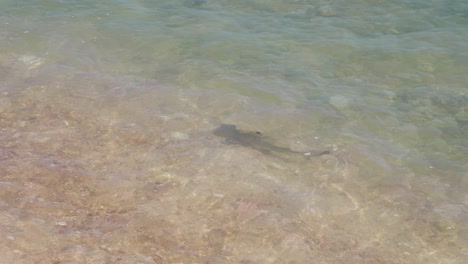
[0,0,467,263]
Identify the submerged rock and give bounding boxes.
[329,95,350,110]
[18,55,44,69]
[185,0,206,7]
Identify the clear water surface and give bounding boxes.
[0,0,467,263]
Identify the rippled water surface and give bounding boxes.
[0,0,467,263]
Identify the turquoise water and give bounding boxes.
[0,0,467,263]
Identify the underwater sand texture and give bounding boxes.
[0,67,465,263]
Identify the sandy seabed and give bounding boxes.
[0,64,466,263]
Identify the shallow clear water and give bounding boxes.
[0,0,467,263]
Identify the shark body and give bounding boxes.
[213,124,330,158]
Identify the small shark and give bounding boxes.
[213,124,330,158]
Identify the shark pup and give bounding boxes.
[213,124,330,158]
